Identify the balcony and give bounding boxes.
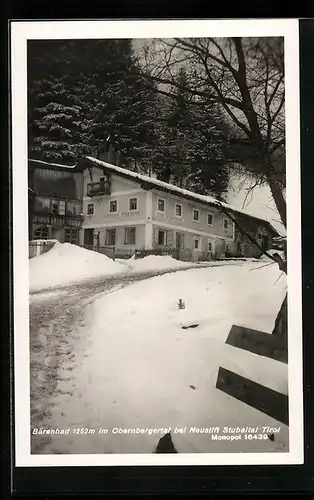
[87,181,111,197]
[33,213,84,227]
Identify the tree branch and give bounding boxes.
[216,201,287,273]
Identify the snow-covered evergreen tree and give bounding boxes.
[151,68,230,200]
[28,39,157,165]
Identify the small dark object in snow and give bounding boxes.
[189,385,196,390]
[181,324,199,329]
[155,433,177,453]
[268,433,275,441]
[178,299,185,310]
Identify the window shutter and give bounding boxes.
[124,228,128,244]
[154,227,159,244]
[59,200,66,215]
[166,230,173,246]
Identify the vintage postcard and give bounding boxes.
[11,19,303,467]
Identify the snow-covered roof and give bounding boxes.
[84,156,280,235]
[29,158,77,169]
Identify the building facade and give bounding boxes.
[78,157,279,260]
[28,156,279,260]
[28,159,84,243]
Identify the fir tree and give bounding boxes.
[152,68,230,200]
[28,39,157,165]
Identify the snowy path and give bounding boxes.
[30,261,288,456]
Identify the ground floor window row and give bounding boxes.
[32,225,79,244]
[99,226,224,252]
[104,227,137,246]
[155,228,217,253]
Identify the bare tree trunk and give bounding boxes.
[267,175,286,229]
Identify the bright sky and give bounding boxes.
[226,173,285,235]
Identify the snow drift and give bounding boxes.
[29,242,124,292]
[126,254,194,272]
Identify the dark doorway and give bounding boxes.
[84,228,94,246]
[262,235,269,250]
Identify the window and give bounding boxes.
[35,197,50,213]
[64,228,78,244]
[207,213,214,226]
[176,232,184,249]
[34,225,49,240]
[51,200,59,215]
[193,209,200,222]
[157,198,165,212]
[109,200,118,213]
[87,203,95,215]
[51,199,66,215]
[125,227,136,245]
[257,233,262,239]
[223,218,229,230]
[208,240,213,252]
[67,201,77,215]
[175,204,182,217]
[194,236,202,250]
[129,198,138,210]
[105,228,116,246]
[154,228,172,246]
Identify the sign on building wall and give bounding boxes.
[104,210,142,218]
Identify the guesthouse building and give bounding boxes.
[77,156,279,260]
[28,156,280,260]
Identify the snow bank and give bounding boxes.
[48,260,288,454]
[29,242,124,292]
[29,239,58,244]
[127,255,194,272]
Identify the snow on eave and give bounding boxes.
[84,156,281,234]
[29,158,77,170]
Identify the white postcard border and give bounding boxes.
[11,18,303,467]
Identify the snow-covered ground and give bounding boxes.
[30,242,237,293]
[41,259,288,454]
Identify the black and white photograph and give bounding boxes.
[12,20,303,466]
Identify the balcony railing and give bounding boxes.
[87,181,111,197]
[32,213,83,227]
